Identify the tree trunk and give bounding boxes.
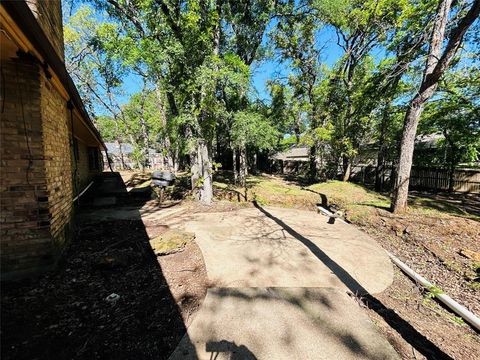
[375,150,385,192]
[116,139,126,169]
[448,165,455,193]
[140,116,150,169]
[233,147,238,185]
[155,87,174,171]
[342,156,352,182]
[392,0,452,212]
[191,139,213,205]
[172,147,179,173]
[375,102,389,191]
[392,95,431,212]
[294,119,301,144]
[239,145,247,188]
[309,145,317,183]
[392,0,479,212]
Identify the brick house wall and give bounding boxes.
[1,0,105,280]
[26,0,64,61]
[0,58,55,278]
[40,69,74,249]
[74,136,97,192]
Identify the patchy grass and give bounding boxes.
[224,176,392,223]
[408,195,480,221]
[308,180,390,208]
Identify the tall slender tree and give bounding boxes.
[392,0,480,212]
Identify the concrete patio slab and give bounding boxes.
[182,206,393,294]
[79,202,399,359]
[169,287,399,360]
[80,204,393,294]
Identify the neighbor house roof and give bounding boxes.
[105,142,159,156]
[272,146,310,162]
[1,0,105,150]
[415,133,444,149]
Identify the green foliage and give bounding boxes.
[417,67,480,169]
[65,0,478,185]
[231,110,279,149]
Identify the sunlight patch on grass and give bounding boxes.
[308,180,390,208]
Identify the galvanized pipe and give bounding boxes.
[316,204,480,331]
[386,251,480,332]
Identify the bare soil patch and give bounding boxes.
[1,218,208,360]
[355,209,480,360]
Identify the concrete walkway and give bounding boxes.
[160,205,398,360]
[169,288,398,360]
[81,202,399,359]
[182,206,393,294]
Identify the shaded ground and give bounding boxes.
[5,170,477,359]
[1,174,208,360]
[170,288,399,360]
[141,202,399,359]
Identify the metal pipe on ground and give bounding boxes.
[73,181,94,202]
[386,251,480,332]
[316,204,480,332]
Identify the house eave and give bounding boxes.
[1,0,105,151]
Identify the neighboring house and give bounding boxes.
[272,135,447,169]
[272,146,310,163]
[270,146,310,174]
[1,1,105,280]
[104,142,165,170]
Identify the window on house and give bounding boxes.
[88,147,100,171]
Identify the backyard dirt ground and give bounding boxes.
[121,170,480,359]
[2,171,479,360]
[1,215,208,360]
[242,174,480,360]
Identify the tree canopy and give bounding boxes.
[64,0,480,207]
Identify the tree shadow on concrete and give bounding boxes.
[253,202,454,360]
[206,340,257,360]
[1,172,197,360]
[203,287,393,360]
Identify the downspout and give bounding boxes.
[68,100,78,198]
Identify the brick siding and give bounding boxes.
[40,70,73,249]
[74,137,93,192]
[26,0,64,60]
[0,58,54,279]
[1,1,104,280]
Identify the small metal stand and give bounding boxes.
[151,171,176,206]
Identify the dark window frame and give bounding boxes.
[88,147,100,171]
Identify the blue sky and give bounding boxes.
[116,28,347,105]
[64,0,479,113]
[62,1,377,111]
[251,26,347,102]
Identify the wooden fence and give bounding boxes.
[351,165,480,193]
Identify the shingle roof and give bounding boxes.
[105,142,158,156]
[272,146,310,161]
